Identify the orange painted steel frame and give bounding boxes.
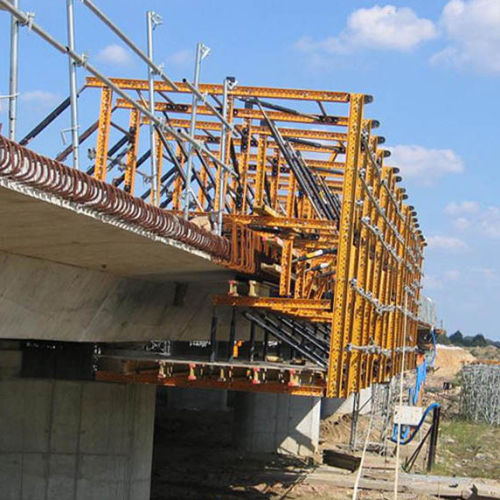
[96,371,325,397]
[81,77,426,397]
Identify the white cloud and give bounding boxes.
[423,274,444,291]
[424,269,461,290]
[475,267,496,279]
[431,0,500,74]
[21,90,61,108]
[444,269,461,280]
[479,206,500,238]
[166,49,193,67]
[96,44,132,66]
[427,235,467,250]
[444,202,500,239]
[452,216,471,230]
[445,200,480,215]
[388,145,464,186]
[295,5,437,61]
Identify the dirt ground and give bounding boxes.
[150,406,425,500]
[430,345,476,382]
[150,403,484,499]
[150,346,500,499]
[150,406,316,499]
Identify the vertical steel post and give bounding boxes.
[380,382,391,456]
[327,94,365,398]
[66,0,79,169]
[217,78,229,234]
[228,307,236,361]
[217,77,236,234]
[8,0,19,141]
[94,87,112,181]
[249,321,256,362]
[427,405,440,472]
[184,42,209,219]
[349,391,360,450]
[209,311,218,362]
[146,11,161,205]
[263,330,269,361]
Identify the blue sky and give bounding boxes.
[0,0,499,339]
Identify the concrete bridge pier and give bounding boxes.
[157,387,320,457]
[0,358,156,500]
[233,392,321,457]
[320,386,373,420]
[164,387,228,411]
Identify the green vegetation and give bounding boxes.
[433,419,500,479]
[467,345,500,360]
[435,333,451,345]
[437,330,500,349]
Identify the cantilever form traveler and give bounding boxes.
[0,0,429,400]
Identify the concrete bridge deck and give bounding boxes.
[0,180,227,279]
[0,136,236,343]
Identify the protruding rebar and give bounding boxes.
[0,135,231,259]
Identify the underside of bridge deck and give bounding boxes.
[0,181,228,280]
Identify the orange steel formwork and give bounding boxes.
[18,76,427,398]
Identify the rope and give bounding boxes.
[352,392,375,500]
[393,290,408,499]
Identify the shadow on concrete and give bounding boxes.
[150,392,315,500]
[232,391,320,457]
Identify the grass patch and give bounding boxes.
[433,419,500,479]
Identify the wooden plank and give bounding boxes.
[322,450,361,472]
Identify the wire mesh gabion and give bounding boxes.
[459,364,500,425]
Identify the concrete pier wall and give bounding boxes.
[233,392,320,457]
[320,386,373,419]
[0,378,156,500]
[165,387,228,411]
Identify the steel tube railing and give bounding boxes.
[80,0,178,91]
[8,0,19,141]
[0,0,237,185]
[66,0,80,169]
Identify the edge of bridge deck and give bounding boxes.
[0,135,231,278]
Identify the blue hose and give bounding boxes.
[390,402,441,445]
[410,358,427,405]
[392,330,438,444]
[409,329,437,405]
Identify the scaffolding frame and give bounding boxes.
[0,1,428,398]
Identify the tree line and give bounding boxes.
[436,330,500,348]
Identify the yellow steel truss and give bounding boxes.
[74,77,427,396]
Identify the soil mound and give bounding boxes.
[432,345,476,381]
